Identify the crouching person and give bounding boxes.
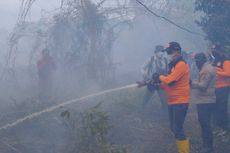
[191,53,216,153]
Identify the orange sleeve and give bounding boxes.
[159,62,186,84]
[216,61,230,77]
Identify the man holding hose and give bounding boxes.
[151,42,190,153]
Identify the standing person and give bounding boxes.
[211,44,230,133]
[141,45,168,110]
[37,48,56,100]
[191,53,216,153]
[152,42,190,153]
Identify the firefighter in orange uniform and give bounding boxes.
[152,42,190,153]
[211,44,230,132]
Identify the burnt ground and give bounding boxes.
[102,88,230,153]
[0,87,229,153]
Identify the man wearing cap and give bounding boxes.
[211,44,230,133]
[152,42,190,153]
[191,52,216,153]
[140,45,168,111]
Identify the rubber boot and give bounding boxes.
[176,139,190,153]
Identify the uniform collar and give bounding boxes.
[169,56,183,68]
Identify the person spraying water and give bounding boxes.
[137,42,190,153]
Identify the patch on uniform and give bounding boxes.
[217,62,221,67]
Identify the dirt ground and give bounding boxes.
[104,88,230,153]
[0,87,229,153]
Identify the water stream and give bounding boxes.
[0,84,137,132]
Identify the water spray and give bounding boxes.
[0,84,137,132]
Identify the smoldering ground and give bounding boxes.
[0,0,229,153]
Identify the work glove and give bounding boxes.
[151,73,161,84]
[145,73,161,92]
[216,67,223,73]
[189,80,192,86]
[136,80,147,88]
[147,82,160,92]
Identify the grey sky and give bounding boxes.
[0,0,60,30]
[0,0,123,31]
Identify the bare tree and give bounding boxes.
[47,0,134,82]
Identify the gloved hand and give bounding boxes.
[151,73,161,84]
[189,80,192,86]
[216,67,223,73]
[136,80,147,88]
[147,82,160,92]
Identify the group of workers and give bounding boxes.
[137,42,230,153]
[35,42,230,153]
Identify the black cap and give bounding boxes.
[164,42,181,54]
[154,45,164,53]
[194,52,207,62]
